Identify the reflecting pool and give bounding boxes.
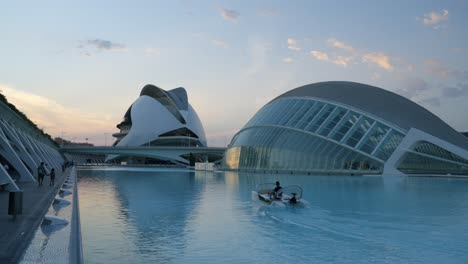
[78,167,468,263]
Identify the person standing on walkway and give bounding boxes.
[37,162,46,186]
[49,168,56,186]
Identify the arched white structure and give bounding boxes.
[0,100,65,190]
[109,84,207,164]
[223,81,468,176]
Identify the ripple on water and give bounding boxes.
[78,170,468,264]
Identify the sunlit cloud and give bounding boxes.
[0,85,116,140]
[328,38,355,53]
[310,50,329,61]
[287,38,297,45]
[362,52,393,71]
[220,8,240,22]
[283,57,295,63]
[287,38,300,51]
[422,9,449,28]
[212,39,228,48]
[333,56,353,67]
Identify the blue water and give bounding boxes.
[77,168,468,263]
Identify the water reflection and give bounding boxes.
[78,169,468,264]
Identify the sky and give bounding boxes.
[1,0,467,146]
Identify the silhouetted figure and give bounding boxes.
[37,162,46,186]
[269,181,282,199]
[49,168,56,186]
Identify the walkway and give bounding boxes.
[0,167,70,263]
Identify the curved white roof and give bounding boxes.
[276,81,468,150]
[115,84,207,147]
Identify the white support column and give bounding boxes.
[22,133,51,174]
[0,128,35,181]
[16,130,42,165]
[37,142,59,169]
[0,166,19,191]
[0,120,38,174]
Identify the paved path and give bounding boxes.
[0,167,70,263]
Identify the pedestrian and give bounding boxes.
[37,162,46,186]
[49,168,56,186]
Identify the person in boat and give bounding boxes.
[269,181,282,199]
[289,193,297,204]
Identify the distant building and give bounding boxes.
[223,81,468,175]
[109,84,207,164]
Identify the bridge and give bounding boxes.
[60,146,226,164]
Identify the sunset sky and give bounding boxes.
[1,1,467,146]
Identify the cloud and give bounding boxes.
[77,39,127,55]
[362,52,393,71]
[310,50,329,61]
[0,85,116,141]
[288,46,300,51]
[221,8,240,22]
[333,56,354,67]
[442,83,468,98]
[423,10,449,28]
[287,38,300,51]
[86,39,127,51]
[418,97,441,107]
[212,39,228,48]
[425,60,468,80]
[396,77,429,99]
[144,48,160,55]
[283,57,295,63]
[328,38,355,53]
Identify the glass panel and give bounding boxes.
[374,131,404,161]
[295,102,324,130]
[358,123,389,154]
[224,126,383,173]
[318,108,346,137]
[277,100,303,126]
[413,141,468,165]
[286,100,315,127]
[330,112,359,142]
[305,104,335,133]
[398,152,468,175]
[345,117,374,148]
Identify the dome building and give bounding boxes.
[223,81,468,175]
[109,84,206,163]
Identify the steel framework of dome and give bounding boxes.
[223,81,468,175]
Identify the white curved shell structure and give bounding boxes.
[113,84,207,148]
